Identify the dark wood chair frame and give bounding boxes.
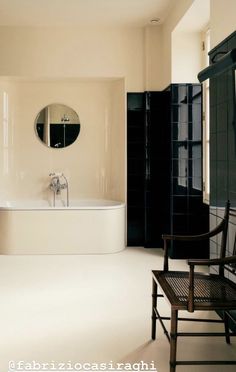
[151,201,236,371]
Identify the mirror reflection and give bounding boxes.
[35,103,81,148]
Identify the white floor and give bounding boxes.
[0,247,235,372]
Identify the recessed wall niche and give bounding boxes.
[0,77,125,202]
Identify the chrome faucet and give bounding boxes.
[49,173,69,207]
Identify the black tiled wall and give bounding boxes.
[208,30,236,264]
[127,93,145,246]
[127,86,209,256]
[166,84,209,258]
[127,92,170,247]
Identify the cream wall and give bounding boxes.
[0,25,146,204]
[0,26,145,91]
[110,79,126,201]
[210,0,236,48]
[0,2,208,206]
[159,0,194,89]
[172,31,202,83]
[0,25,141,203]
[0,78,125,202]
[145,26,162,91]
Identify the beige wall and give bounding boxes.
[210,0,236,48]
[0,26,145,203]
[145,26,162,91]
[0,26,145,91]
[159,0,194,89]
[172,31,202,83]
[0,78,125,202]
[0,1,209,205]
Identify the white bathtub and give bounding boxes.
[0,199,125,254]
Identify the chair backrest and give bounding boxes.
[219,201,230,257]
[223,202,236,277]
[162,201,231,273]
[217,201,230,277]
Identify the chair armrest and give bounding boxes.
[188,255,236,267]
[162,219,227,272]
[162,231,212,272]
[162,233,208,241]
[187,255,236,312]
[162,221,225,242]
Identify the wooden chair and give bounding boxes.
[151,201,236,371]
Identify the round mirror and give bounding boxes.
[35,103,81,148]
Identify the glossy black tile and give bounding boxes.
[189,196,207,212]
[216,131,228,161]
[228,128,236,161]
[127,110,145,125]
[148,91,170,110]
[216,160,228,205]
[172,196,188,213]
[127,143,145,159]
[172,177,188,195]
[216,102,228,133]
[127,157,144,175]
[189,142,201,159]
[189,158,202,178]
[170,239,209,259]
[172,141,188,159]
[127,91,170,247]
[190,120,201,141]
[229,191,236,209]
[208,35,236,214]
[172,123,188,141]
[217,72,228,104]
[127,174,144,190]
[210,78,217,107]
[188,85,202,104]
[127,189,144,207]
[127,125,144,143]
[188,104,201,123]
[127,85,207,254]
[172,104,188,123]
[172,159,188,177]
[189,177,202,195]
[210,132,217,161]
[172,214,189,234]
[227,73,235,131]
[228,160,236,192]
[210,106,217,133]
[210,160,217,206]
[169,83,207,257]
[172,85,187,104]
[127,93,145,110]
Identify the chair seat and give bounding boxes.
[153,270,236,311]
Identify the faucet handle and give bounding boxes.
[60,183,67,189]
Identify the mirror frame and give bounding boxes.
[35,103,81,149]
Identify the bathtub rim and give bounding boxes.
[0,199,125,211]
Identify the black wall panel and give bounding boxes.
[127,86,209,257]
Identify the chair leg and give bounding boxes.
[151,278,157,340]
[224,311,231,344]
[170,309,178,372]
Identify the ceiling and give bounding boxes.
[0,0,174,27]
